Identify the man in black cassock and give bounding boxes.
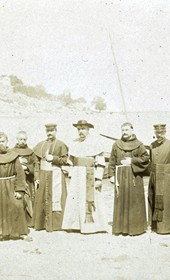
[32,123,68,232]
[108,122,149,236]
[148,124,170,234]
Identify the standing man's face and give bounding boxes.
[46,128,56,140]
[0,136,8,153]
[121,125,133,139]
[77,125,89,141]
[17,134,27,147]
[155,130,166,142]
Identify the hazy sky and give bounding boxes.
[0,0,169,111]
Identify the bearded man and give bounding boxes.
[12,131,39,226]
[32,123,68,232]
[0,132,29,240]
[148,124,170,234]
[108,122,149,236]
[62,120,107,234]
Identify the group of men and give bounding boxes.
[0,120,170,241]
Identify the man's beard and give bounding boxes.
[0,145,8,154]
[122,134,130,140]
[18,143,27,148]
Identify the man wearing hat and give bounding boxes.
[148,124,170,234]
[62,120,107,234]
[11,131,39,227]
[32,123,68,232]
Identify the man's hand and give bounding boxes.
[22,165,28,171]
[110,176,115,184]
[94,180,102,192]
[45,154,53,162]
[35,179,40,185]
[66,159,73,166]
[34,179,40,191]
[14,191,22,200]
[121,157,132,165]
[19,157,28,165]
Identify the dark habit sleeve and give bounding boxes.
[108,143,117,177]
[27,153,39,179]
[14,158,27,192]
[26,154,35,175]
[131,144,150,174]
[52,142,68,166]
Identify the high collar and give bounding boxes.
[116,134,142,151]
[46,137,56,142]
[156,137,166,145]
[0,149,18,163]
[151,138,167,149]
[12,144,33,156]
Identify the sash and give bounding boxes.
[40,160,62,211]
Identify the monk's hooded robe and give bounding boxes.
[11,144,39,226]
[0,150,28,239]
[32,138,68,232]
[62,134,107,234]
[148,138,170,234]
[108,135,149,235]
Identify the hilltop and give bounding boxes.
[0,75,107,116]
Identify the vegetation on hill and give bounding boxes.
[0,75,107,113]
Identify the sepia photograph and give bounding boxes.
[0,0,170,279]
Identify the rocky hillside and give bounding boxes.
[0,75,90,116]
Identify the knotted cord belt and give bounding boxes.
[0,175,15,180]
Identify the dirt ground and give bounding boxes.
[1,178,170,280]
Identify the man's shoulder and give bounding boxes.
[114,138,143,150]
[56,138,67,146]
[150,140,157,147]
[114,139,123,147]
[0,150,18,164]
[33,140,45,149]
[33,141,46,157]
[151,139,170,148]
[11,146,34,156]
[35,140,45,146]
[165,139,170,144]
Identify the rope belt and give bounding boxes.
[0,175,16,180]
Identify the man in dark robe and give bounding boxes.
[32,123,68,232]
[0,132,29,240]
[62,120,107,234]
[108,122,149,236]
[12,131,39,226]
[148,124,170,234]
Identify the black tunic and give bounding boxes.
[108,135,149,235]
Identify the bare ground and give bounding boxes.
[1,179,170,280]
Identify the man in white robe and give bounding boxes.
[62,120,107,234]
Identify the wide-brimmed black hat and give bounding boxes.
[72,120,94,128]
[153,124,166,131]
